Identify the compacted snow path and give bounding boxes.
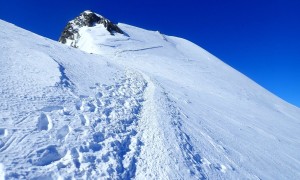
[66,70,147,179]
[1,66,147,179]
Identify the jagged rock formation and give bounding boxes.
[59,10,123,47]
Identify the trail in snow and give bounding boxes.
[1,62,147,179]
[62,70,147,179]
[117,46,164,54]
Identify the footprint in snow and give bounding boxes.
[56,125,70,141]
[36,113,52,131]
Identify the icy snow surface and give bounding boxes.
[0,19,300,179]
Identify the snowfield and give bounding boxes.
[0,17,300,180]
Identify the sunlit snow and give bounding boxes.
[0,18,300,179]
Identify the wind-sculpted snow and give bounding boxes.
[1,17,300,180]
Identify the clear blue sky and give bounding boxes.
[0,0,299,107]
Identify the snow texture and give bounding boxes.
[0,18,300,180]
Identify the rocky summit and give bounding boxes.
[59,10,123,47]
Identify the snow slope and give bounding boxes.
[0,17,300,180]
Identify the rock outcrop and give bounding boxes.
[59,10,123,47]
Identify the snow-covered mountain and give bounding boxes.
[59,10,123,48]
[0,11,300,180]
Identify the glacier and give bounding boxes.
[0,11,300,180]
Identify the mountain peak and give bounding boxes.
[83,10,93,14]
[59,10,123,47]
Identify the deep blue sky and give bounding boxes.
[0,0,299,107]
